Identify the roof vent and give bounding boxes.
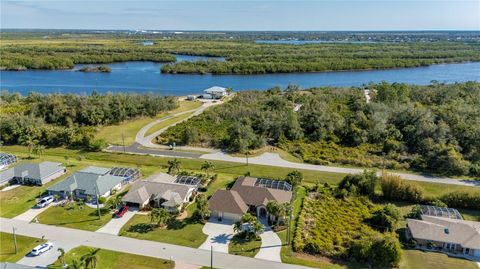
[444,228,449,234]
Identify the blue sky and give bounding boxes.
[1,0,479,31]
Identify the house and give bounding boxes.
[122,173,200,212]
[0,153,17,170]
[186,95,197,101]
[0,161,65,186]
[209,176,292,221]
[406,215,480,257]
[203,86,227,99]
[47,166,139,200]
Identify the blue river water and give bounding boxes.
[0,56,479,95]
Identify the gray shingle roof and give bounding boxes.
[48,166,125,196]
[0,162,64,182]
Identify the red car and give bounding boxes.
[115,205,129,218]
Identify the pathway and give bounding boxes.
[0,218,310,269]
[199,217,234,253]
[96,209,138,235]
[17,240,78,268]
[255,219,282,262]
[13,203,54,222]
[200,152,480,187]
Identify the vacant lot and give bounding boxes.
[0,232,44,263]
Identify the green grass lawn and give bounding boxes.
[36,202,113,232]
[96,100,202,146]
[119,214,207,248]
[228,235,262,258]
[0,232,45,262]
[400,250,478,269]
[0,163,83,218]
[48,246,175,269]
[146,111,197,137]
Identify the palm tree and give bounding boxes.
[266,201,279,223]
[69,259,84,269]
[32,144,45,157]
[19,136,36,158]
[167,158,181,175]
[81,248,100,269]
[201,161,215,178]
[57,247,66,267]
[234,213,264,239]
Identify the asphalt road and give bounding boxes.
[1,218,311,269]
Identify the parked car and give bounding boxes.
[115,205,129,218]
[37,196,54,208]
[30,242,53,256]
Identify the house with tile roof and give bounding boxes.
[122,173,200,212]
[47,166,139,200]
[208,176,292,221]
[406,215,480,257]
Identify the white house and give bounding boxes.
[203,86,228,99]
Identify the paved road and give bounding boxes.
[201,152,480,187]
[106,143,202,159]
[1,218,310,269]
[17,240,77,268]
[255,219,282,262]
[199,217,234,253]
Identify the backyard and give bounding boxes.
[0,232,44,263]
[48,246,175,269]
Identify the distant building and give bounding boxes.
[209,176,292,221]
[406,215,480,257]
[48,166,139,200]
[203,86,228,99]
[122,173,200,212]
[0,161,65,186]
[0,153,17,170]
[186,95,197,101]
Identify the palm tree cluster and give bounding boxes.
[149,207,171,227]
[233,213,264,240]
[55,247,100,269]
[266,201,288,225]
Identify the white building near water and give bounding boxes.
[203,86,228,99]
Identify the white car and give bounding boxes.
[30,242,53,256]
[37,196,54,208]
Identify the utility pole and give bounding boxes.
[210,245,213,269]
[95,186,101,219]
[287,205,292,245]
[245,151,249,166]
[12,227,17,254]
[122,133,126,153]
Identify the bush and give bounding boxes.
[441,191,480,210]
[381,174,425,203]
[349,233,402,268]
[98,196,107,204]
[338,170,377,197]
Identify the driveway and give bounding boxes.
[255,219,282,262]
[13,203,54,222]
[199,217,234,253]
[96,209,137,235]
[17,240,78,268]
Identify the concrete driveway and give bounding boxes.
[255,219,282,262]
[199,217,234,253]
[17,240,78,268]
[13,203,54,222]
[96,208,137,235]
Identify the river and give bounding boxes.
[0,55,479,95]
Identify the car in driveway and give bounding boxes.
[30,242,53,256]
[115,205,129,218]
[37,196,54,208]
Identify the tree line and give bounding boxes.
[159,82,480,177]
[0,91,177,150]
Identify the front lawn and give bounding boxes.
[228,234,261,258]
[49,246,175,269]
[119,214,207,248]
[0,163,80,218]
[36,202,112,232]
[400,249,478,269]
[0,232,45,263]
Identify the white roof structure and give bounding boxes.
[204,86,227,94]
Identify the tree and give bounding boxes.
[285,170,303,189]
[57,247,66,267]
[201,161,215,178]
[150,208,171,227]
[194,193,210,221]
[406,205,423,219]
[266,201,287,225]
[167,158,181,175]
[69,259,84,269]
[81,248,100,269]
[234,213,264,240]
[338,170,378,197]
[32,144,45,157]
[370,204,401,232]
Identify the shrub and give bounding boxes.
[441,191,480,210]
[381,174,425,203]
[338,170,377,197]
[98,196,107,204]
[349,233,402,268]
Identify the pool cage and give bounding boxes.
[0,153,17,169]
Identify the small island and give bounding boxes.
[78,65,112,73]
